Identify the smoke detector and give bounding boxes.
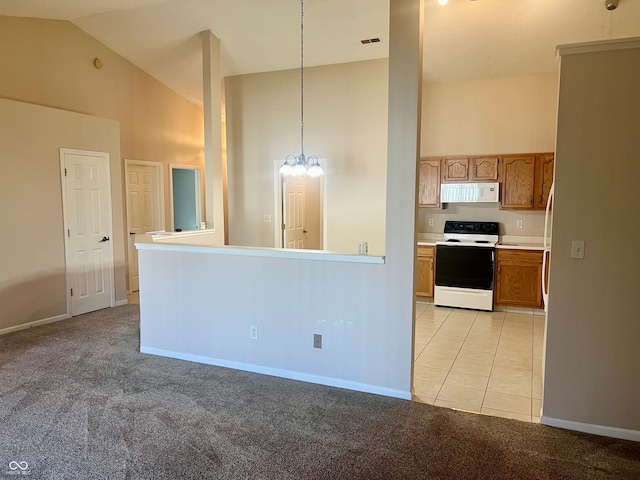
[605,0,619,11]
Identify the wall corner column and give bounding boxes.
[201,30,226,244]
[385,0,424,390]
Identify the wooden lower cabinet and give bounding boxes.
[416,246,435,298]
[494,249,544,308]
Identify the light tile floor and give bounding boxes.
[413,301,544,423]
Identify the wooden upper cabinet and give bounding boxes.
[442,158,469,182]
[501,155,536,209]
[418,159,441,208]
[534,153,554,209]
[418,152,553,210]
[472,157,499,181]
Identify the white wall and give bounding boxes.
[543,42,640,439]
[138,0,422,399]
[224,59,389,255]
[418,73,558,236]
[0,98,123,330]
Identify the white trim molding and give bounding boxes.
[136,235,385,264]
[141,346,412,401]
[556,37,640,58]
[0,314,69,337]
[541,416,640,442]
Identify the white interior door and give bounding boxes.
[283,174,305,249]
[303,175,322,250]
[126,163,161,292]
[61,149,113,316]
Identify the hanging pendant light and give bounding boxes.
[279,0,323,177]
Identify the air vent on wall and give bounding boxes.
[361,38,381,44]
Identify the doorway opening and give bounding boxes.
[170,164,203,232]
[124,159,164,293]
[273,159,327,249]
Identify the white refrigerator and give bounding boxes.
[542,182,554,312]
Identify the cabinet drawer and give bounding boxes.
[496,250,542,263]
[417,246,435,257]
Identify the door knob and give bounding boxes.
[99,236,110,243]
[303,229,308,234]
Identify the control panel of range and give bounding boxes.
[443,221,500,236]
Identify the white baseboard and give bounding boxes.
[140,346,412,401]
[0,313,69,336]
[115,299,128,307]
[541,416,640,442]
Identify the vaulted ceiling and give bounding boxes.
[2,0,639,105]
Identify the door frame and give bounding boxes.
[124,159,165,293]
[273,159,327,249]
[59,148,115,317]
[169,164,203,231]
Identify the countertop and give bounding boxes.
[417,234,546,251]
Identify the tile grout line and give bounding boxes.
[416,305,453,402]
[479,311,505,413]
[436,309,480,406]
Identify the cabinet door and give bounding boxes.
[418,159,441,208]
[494,250,543,308]
[472,157,499,181]
[416,247,435,298]
[501,155,535,209]
[534,154,554,209]
[442,158,469,182]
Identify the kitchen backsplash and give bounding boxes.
[417,203,546,236]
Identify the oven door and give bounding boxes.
[435,245,495,290]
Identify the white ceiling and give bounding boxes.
[1,0,639,105]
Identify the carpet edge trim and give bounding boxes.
[140,346,412,400]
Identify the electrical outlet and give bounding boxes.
[313,334,322,349]
[571,240,585,259]
[250,325,258,340]
[263,215,272,223]
[516,219,523,229]
[428,218,435,227]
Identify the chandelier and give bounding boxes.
[279,0,323,178]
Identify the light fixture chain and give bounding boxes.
[300,0,304,157]
[280,0,322,178]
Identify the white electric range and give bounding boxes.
[434,221,500,311]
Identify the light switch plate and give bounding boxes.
[571,240,585,259]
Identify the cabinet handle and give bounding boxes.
[539,194,543,204]
[498,266,501,273]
